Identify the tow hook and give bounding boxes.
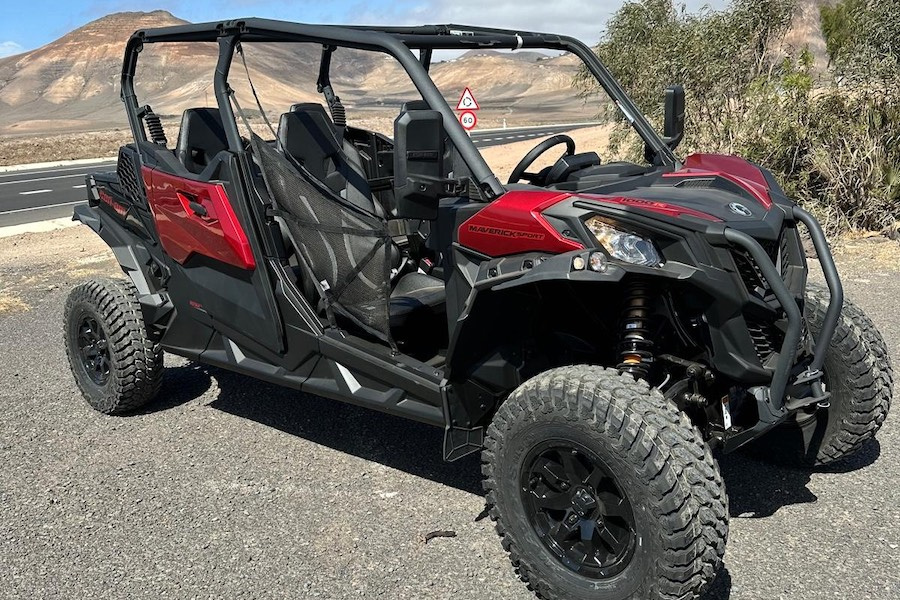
[785,368,831,411]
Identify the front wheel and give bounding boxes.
[754,284,892,466]
[64,278,164,414]
[482,366,728,600]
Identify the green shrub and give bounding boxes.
[579,0,899,234]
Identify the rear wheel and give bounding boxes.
[755,284,892,466]
[64,278,163,414]
[482,366,727,600]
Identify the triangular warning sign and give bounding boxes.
[456,87,479,111]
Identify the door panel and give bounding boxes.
[141,159,284,356]
[142,166,255,269]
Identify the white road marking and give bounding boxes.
[0,157,116,175]
[480,138,494,142]
[0,165,105,179]
[19,189,52,195]
[72,184,86,189]
[0,200,83,215]
[0,173,88,186]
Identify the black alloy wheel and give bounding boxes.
[484,366,728,600]
[64,279,164,414]
[520,441,636,580]
[77,315,111,386]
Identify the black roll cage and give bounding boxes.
[120,18,678,198]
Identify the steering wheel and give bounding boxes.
[507,134,577,184]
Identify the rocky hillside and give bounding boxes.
[0,5,832,137]
[784,0,835,72]
[0,11,580,136]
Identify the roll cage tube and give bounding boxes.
[119,19,678,193]
[120,19,505,197]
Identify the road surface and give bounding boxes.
[0,123,597,228]
[0,227,898,599]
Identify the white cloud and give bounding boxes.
[0,41,24,58]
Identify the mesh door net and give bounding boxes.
[250,133,393,342]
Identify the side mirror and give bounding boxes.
[393,109,446,220]
[663,84,685,150]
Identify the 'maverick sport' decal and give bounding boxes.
[466,224,545,240]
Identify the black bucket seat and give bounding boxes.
[176,108,229,175]
[275,103,446,329]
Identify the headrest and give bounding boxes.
[400,100,430,112]
[176,108,228,174]
[278,107,342,161]
[290,102,331,119]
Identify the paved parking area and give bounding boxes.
[0,229,898,599]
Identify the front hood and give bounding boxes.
[576,154,789,238]
[458,155,791,258]
[578,154,780,224]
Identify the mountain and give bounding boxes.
[0,11,579,136]
[0,11,188,134]
[0,6,832,137]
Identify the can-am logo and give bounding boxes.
[467,224,545,240]
[728,202,753,217]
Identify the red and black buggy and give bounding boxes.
[64,19,893,600]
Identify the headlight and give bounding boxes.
[585,217,662,267]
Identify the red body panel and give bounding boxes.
[458,188,724,258]
[578,194,722,222]
[142,166,255,269]
[668,154,773,209]
[458,190,585,257]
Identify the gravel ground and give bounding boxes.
[0,229,898,600]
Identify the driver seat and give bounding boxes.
[274,104,446,332]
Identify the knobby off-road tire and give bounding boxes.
[64,278,163,414]
[757,283,892,466]
[482,366,728,600]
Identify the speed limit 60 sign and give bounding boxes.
[459,110,477,131]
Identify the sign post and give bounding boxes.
[455,87,479,133]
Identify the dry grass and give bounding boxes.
[0,292,29,314]
[0,129,132,166]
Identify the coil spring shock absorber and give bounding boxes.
[141,106,167,146]
[618,277,655,379]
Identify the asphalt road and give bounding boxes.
[0,123,596,229]
[0,230,897,600]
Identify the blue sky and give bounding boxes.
[0,0,726,58]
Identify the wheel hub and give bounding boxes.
[77,315,110,386]
[571,486,598,518]
[520,442,636,580]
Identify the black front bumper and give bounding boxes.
[722,206,843,450]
